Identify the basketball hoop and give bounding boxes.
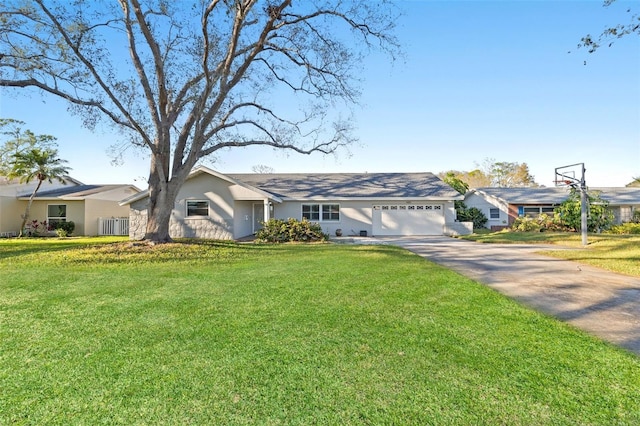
[553,179,574,187]
[554,163,588,246]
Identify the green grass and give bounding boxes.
[1,238,639,424]
[462,232,640,277]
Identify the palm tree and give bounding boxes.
[8,148,70,237]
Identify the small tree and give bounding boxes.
[0,119,57,176]
[442,171,488,229]
[442,172,469,195]
[8,148,71,237]
[555,189,614,232]
[456,205,488,230]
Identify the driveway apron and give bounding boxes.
[378,236,640,356]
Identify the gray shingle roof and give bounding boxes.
[228,172,461,199]
[21,184,131,199]
[592,187,640,205]
[471,187,570,204]
[471,187,640,206]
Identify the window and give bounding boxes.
[519,206,555,218]
[489,208,500,219]
[47,204,67,227]
[302,204,320,220]
[322,204,340,221]
[186,200,209,217]
[302,204,340,222]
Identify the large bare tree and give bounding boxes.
[0,0,398,242]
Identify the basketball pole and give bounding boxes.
[555,163,588,246]
[580,163,587,246]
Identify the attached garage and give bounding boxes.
[372,204,444,236]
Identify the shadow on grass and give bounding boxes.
[0,237,399,266]
[0,238,95,261]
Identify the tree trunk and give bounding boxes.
[142,154,189,243]
[144,188,175,243]
[18,179,43,237]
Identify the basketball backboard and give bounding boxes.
[554,163,585,190]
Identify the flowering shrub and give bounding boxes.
[24,220,51,236]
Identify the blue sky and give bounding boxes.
[1,0,639,188]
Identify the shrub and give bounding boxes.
[25,220,50,236]
[606,223,640,235]
[511,213,573,233]
[256,218,328,243]
[53,221,75,236]
[511,215,542,232]
[555,189,614,232]
[455,202,488,230]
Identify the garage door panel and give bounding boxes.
[373,204,443,236]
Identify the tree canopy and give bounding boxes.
[579,0,639,53]
[8,148,70,236]
[440,158,539,190]
[0,119,57,176]
[555,189,614,232]
[0,0,399,242]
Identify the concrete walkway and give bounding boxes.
[350,236,640,356]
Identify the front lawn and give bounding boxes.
[462,232,640,277]
[1,238,639,424]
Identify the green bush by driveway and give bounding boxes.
[1,238,639,424]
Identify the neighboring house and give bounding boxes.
[121,166,470,240]
[465,187,640,230]
[0,176,140,236]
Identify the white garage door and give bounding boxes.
[372,204,444,236]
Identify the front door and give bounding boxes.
[253,203,265,234]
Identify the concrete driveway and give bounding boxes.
[369,236,640,356]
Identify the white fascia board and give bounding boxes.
[283,196,463,202]
[119,167,283,206]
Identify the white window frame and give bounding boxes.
[321,204,340,221]
[302,203,340,222]
[47,204,67,226]
[489,208,500,219]
[520,206,556,218]
[186,200,209,217]
[302,204,320,221]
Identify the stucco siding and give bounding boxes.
[19,200,86,235]
[128,174,266,240]
[84,199,131,235]
[272,200,457,237]
[0,195,22,235]
[233,201,264,238]
[464,193,509,229]
[271,200,371,237]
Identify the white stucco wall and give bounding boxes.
[0,195,22,235]
[128,174,268,240]
[463,192,509,229]
[273,199,458,237]
[21,200,85,235]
